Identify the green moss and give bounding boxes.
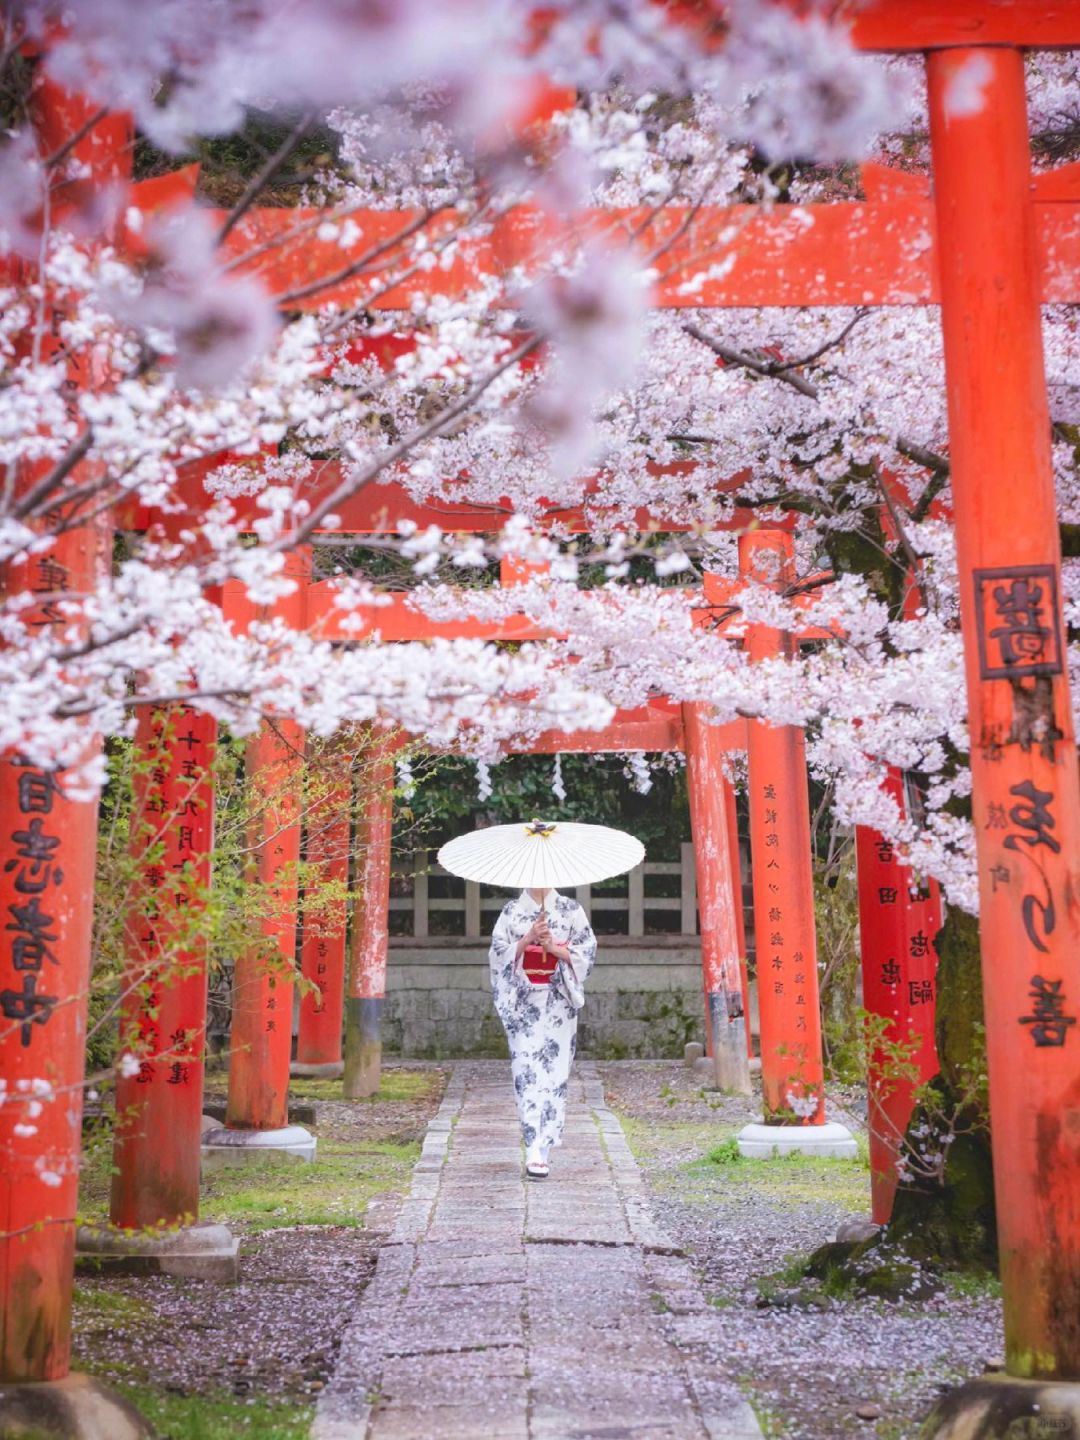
[764,1236,944,1308]
[111,1385,312,1440]
[933,908,987,1097]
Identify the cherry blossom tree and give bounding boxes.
[0,0,1076,925]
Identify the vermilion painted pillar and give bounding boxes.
[0,76,137,1403]
[343,744,394,1100]
[737,529,855,1158]
[683,703,750,1093]
[293,766,351,1079]
[204,552,314,1163]
[855,770,942,1225]
[928,49,1080,1380]
[223,714,304,1117]
[723,776,754,1056]
[0,527,109,1383]
[111,705,216,1223]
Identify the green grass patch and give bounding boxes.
[73,1286,155,1326]
[704,1136,743,1166]
[113,1384,312,1440]
[287,1069,441,1105]
[943,1269,1002,1301]
[736,1380,786,1440]
[78,1135,419,1231]
[200,1139,419,1230]
[614,1111,871,1215]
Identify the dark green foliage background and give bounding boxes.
[396,752,690,861]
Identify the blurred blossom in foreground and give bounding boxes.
[107,209,279,390]
[524,246,649,479]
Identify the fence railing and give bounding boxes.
[390,845,705,939]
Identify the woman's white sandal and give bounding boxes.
[525,1159,550,1180]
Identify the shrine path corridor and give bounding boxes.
[312,1061,763,1440]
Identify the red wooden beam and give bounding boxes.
[508,699,747,754]
[125,459,753,536]
[303,583,553,643]
[216,196,1080,311]
[838,0,1080,52]
[676,2,1080,52]
[301,574,835,644]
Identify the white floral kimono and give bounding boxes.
[489,890,598,1154]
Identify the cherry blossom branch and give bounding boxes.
[871,459,930,610]
[280,332,542,547]
[272,206,440,306]
[683,321,819,398]
[768,307,869,372]
[10,428,95,519]
[322,199,496,337]
[42,107,110,170]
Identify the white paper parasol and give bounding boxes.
[437,818,644,891]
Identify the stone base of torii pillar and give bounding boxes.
[200,1123,316,1168]
[922,1375,1080,1439]
[289,1060,345,1080]
[75,1220,240,1282]
[0,1373,152,1440]
[736,1120,858,1159]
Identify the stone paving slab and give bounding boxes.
[313,1060,762,1440]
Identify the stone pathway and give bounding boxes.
[313,1062,761,1440]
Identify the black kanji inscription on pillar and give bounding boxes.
[973,564,1062,680]
[3,763,64,1044]
[1004,780,1061,855]
[1019,975,1076,1048]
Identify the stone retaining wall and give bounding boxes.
[384,937,709,1059]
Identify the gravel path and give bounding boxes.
[315,1061,762,1440]
[74,1063,449,1408]
[598,1060,1004,1440]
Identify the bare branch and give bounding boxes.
[871,460,930,611]
[909,471,951,525]
[217,111,315,245]
[273,207,438,307]
[683,322,820,399]
[11,429,95,520]
[769,308,869,373]
[42,107,110,170]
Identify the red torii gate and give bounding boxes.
[172,27,1080,1414]
[2,6,1080,1430]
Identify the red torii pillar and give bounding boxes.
[343,742,395,1100]
[0,78,149,1432]
[0,525,111,1386]
[203,551,315,1163]
[855,769,942,1226]
[736,529,855,1158]
[292,758,351,1081]
[723,775,754,1059]
[924,46,1080,1394]
[76,704,238,1278]
[682,702,751,1092]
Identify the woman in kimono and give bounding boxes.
[489,887,597,1179]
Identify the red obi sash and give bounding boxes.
[522,944,559,986]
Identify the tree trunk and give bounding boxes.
[886,907,997,1268]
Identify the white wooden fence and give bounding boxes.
[391,845,700,939]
